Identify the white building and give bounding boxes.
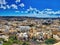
[19,26,31,32]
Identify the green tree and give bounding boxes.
[45,38,56,45]
[22,42,29,45]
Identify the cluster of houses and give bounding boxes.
[0,18,60,43]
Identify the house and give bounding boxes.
[53,35,60,41]
[19,26,31,32]
[0,32,9,41]
[53,42,60,45]
[16,32,28,41]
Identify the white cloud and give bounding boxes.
[21,11,24,13]
[19,3,25,7]
[40,9,60,15]
[25,11,28,13]
[26,6,34,12]
[29,6,33,10]
[6,5,11,9]
[25,8,60,15]
[11,4,18,9]
[0,0,7,9]
[15,0,21,3]
[26,6,40,14]
[28,7,39,12]
[0,0,7,5]
[0,5,6,9]
[3,0,7,4]
[43,8,52,11]
[0,0,3,4]
[54,11,60,14]
[27,9,30,11]
[3,6,6,9]
[15,10,20,13]
[46,11,55,14]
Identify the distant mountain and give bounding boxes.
[0,16,60,20]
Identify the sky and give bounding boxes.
[0,0,60,17]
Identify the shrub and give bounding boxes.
[45,38,56,44]
[22,42,29,45]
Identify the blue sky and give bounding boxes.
[0,0,60,17]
